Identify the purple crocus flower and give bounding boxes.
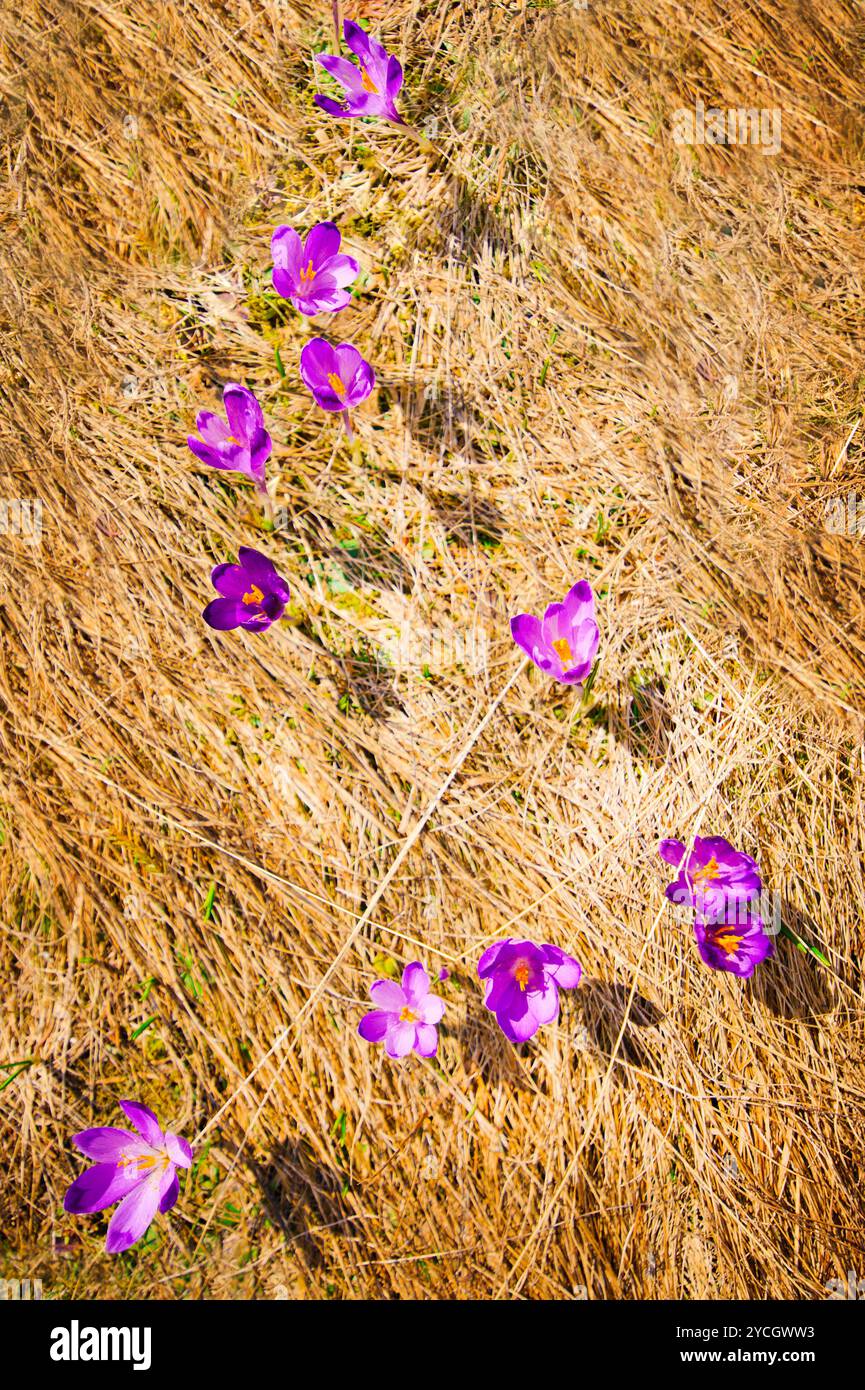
[63,1099,193,1255]
[477,939,582,1043]
[314,21,404,124]
[693,912,775,978]
[187,383,272,494]
[510,580,600,686]
[299,337,375,439]
[659,836,762,922]
[203,546,290,632]
[358,962,445,1058]
[272,222,359,316]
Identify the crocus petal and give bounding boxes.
[315,51,368,92]
[210,563,253,599]
[358,1009,391,1043]
[237,547,278,587]
[561,579,594,625]
[223,383,264,445]
[540,945,582,989]
[71,1127,137,1162]
[105,1169,168,1254]
[343,20,388,67]
[477,939,516,977]
[401,962,430,1005]
[188,436,250,474]
[294,286,353,316]
[369,979,407,1012]
[119,1100,164,1149]
[63,1162,140,1215]
[304,221,342,265]
[658,838,688,867]
[313,94,353,118]
[271,224,303,277]
[195,411,233,444]
[384,1020,416,1058]
[203,597,247,631]
[317,253,360,290]
[413,1023,438,1057]
[273,268,300,300]
[164,1132,193,1168]
[510,614,547,665]
[526,980,560,1026]
[300,336,338,383]
[158,1171,180,1214]
[496,996,540,1043]
[416,994,445,1025]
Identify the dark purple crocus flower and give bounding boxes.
[358,962,445,1058]
[203,547,290,632]
[299,337,374,439]
[693,912,775,978]
[659,836,762,922]
[63,1099,193,1255]
[314,20,404,124]
[511,580,600,686]
[477,939,582,1043]
[272,222,359,316]
[187,383,272,494]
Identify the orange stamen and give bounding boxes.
[360,66,379,94]
[711,930,743,955]
[692,856,721,884]
[327,372,346,396]
[514,961,530,992]
[551,637,573,665]
[242,584,264,606]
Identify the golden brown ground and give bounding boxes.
[1,0,864,1299]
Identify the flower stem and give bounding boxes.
[331,0,340,46]
[342,409,354,442]
[258,484,275,531]
[394,122,443,160]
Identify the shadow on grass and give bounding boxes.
[578,978,664,1072]
[747,899,835,1019]
[247,1139,361,1276]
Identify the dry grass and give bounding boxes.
[1,0,865,1300]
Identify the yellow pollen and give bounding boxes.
[692,856,721,885]
[360,66,379,93]
[514,961,530,992]
[711,930,743,956]
[399,1005,417,1023]
[327,372,346,396]
[242,584,264,606]
[551,637,573,665]
[299,258,315,285]
[225,435,240,446]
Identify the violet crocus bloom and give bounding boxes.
[659,836,762,922]
[358,962,445,1058]
[510,580,600,686]
[693,912,775,978]
[272,221,359,316]
[63,1099,193,1254]
[187,383,272,494]
[314,21,404,124]
[203,546,290,632]
[478,939,582,1043]
[299,337,374,439]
